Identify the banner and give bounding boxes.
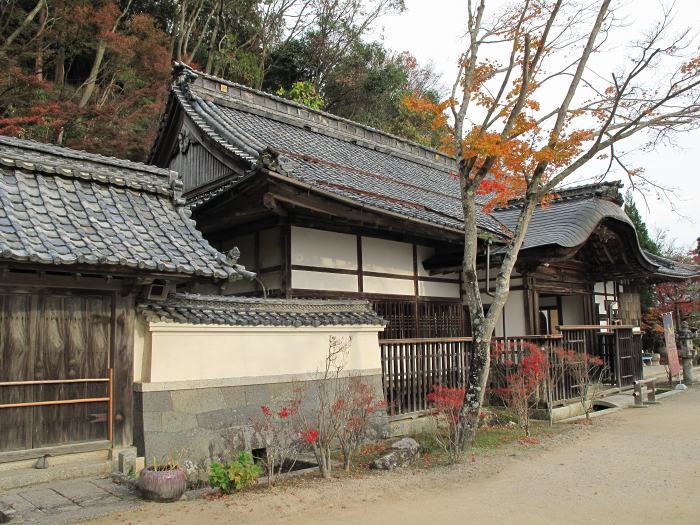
[662,312,681,377]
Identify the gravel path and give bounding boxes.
[88,386,700,525]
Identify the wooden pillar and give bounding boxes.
[523,275,539,335]
[111,293,135,448]
[282,223,292,299]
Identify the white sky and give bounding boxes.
[376,0,700,249]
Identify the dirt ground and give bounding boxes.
[87,386,700,525]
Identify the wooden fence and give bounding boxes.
[379,338,471,416]
[379,327,644,416]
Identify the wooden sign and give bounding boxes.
[662,312,681,377]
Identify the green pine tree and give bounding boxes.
[624,190,661,312]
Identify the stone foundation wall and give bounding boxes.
[133,375,386,477]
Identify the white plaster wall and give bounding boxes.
[418,280,460,299]
[493,290,528,337]
[287,228,460,298]
[561,295,585,325]
[362,237,413,276]
[138,324,382,383]
[363,276,414,295]
[477,265,521,292]
[291,226,357,270]
[415,245,434,277]
[292,269,358,292]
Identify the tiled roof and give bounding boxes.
[0,136,246,279]
[492,182,631,250]
[139,293,386,327]
[152,64,510,239]
[491,181,699,280]
[643,251,699,279]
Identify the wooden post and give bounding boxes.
[108,367,113,443]
[615,328,623,393]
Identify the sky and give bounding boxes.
[375,0,700,250]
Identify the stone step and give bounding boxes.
[0,449,110,473]
[0,460,112,492]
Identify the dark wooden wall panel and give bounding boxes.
[0,294,34,451]
[112,294,135,449]
[169,142,232,192]
[1,291,114,452]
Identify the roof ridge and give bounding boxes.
[173,62,457,173]
[492,181,624,211]
[168,292,375,307]
[0,136,182,198]
[0,135,173,177]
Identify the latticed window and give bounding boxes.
[371,299,469,339]
[371,300,416,339]
[418,302,468,338]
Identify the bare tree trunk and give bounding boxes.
[190,2,216,61]
[33,4,47,80]
[174,0,188,61]
[55,44,65,87]
[1,0,45,52]
[182,0,206,59]
[458,188,539,452]
[78,0,132,109]
[205,0,223,74]
[78,41,107,108]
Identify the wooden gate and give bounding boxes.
[0,292,113,454]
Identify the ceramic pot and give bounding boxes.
[138,467,187,502]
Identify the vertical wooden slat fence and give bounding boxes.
[379,327,645,416]
[380,337,472,416]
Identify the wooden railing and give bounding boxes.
[380,337,472,416]
[379,327,644,416]
[559,325,644,390]
[0,369,113,442]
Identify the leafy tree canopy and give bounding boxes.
[623,190,661,257]
[1,0,442,159]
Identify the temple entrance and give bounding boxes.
[0,290,113,457]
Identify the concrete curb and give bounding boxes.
[557,406,623,424]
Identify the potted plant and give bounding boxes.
[139,452,187,502]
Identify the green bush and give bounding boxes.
[208,452,263,494]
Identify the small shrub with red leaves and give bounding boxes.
[250,396,303,486]
[492,343,549,437]
[554,348,607,420]
[426,385,467,463]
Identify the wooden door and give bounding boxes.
[0,291,112,452]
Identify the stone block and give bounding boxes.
[220,386,247,409]
[244,384,273,408]
[117,448,138,475]
[266,381,298,401]
[161,411,198,433]
[171,388,225,414]
[52,480,114,505]
[17,488,75,511]
[371,437,420,470]
[142,412,162,432]
[196,408,245,431]
[141,391,173,412]
[0,493,36,515]
[144,428,224,464]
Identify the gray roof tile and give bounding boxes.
[139,293,386,327]
[154,64,509,239]
[0,136,245,279]
[491,182,699,279]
